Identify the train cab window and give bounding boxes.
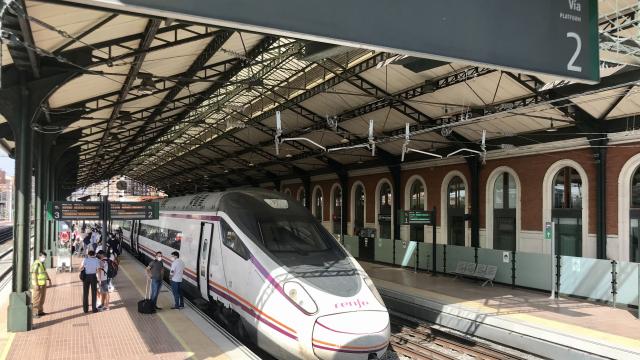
[221,220,249,260]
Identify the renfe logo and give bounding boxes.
[334,299,369,310]
[568,0,581,12]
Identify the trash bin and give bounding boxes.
[358,228,376,261]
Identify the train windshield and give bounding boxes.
[259,217,331,254]
[220,190,361,296]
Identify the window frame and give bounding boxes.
[220,219,250,260]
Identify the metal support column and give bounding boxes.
[594,143,608,259]
[33,135,43,259]
[389,165,401,241]
[467,156,481,248]
[8,79,33,332]
[339,173,349,244]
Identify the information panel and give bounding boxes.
[49,201,103,220]
[109,202,159,220]
[399,210,434,225]
[71,0,599,82]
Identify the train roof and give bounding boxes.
[159,188,287,212]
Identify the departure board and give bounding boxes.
[50,201,103,220]
[399,210,434,225]
[109,202,159,220]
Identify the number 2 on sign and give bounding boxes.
[566,32,582,72]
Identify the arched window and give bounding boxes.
[552,167,582,256]
[313,188,323,221]
[332,186,342,234]
[447,176,466,246]
[379,183,392,239]
[630,168,640,261]
[284,188,292,197]
[353,184,365,235]
[493,173,516,251]
[298,188,307,207]
[409,180,424,242]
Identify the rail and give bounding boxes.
[390,313,527,360]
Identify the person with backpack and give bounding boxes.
[96,250,111,311]
[80,250,100,313]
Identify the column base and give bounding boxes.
[7,292,32,332]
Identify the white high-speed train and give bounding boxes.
[114,189,390,360]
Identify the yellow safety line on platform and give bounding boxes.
[119,265,197,360]
[0,332,14,360]
[374,278,640,351]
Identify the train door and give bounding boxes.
[219,219,250,311]
[197,222,214,299]
[207,223,227,302]
[131,221,140,254]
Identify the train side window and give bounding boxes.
[221,220,249,260]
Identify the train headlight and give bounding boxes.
[283,281,318,315]
[364,276,385,307]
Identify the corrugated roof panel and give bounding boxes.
[464,72,533,104]
[607,86,640,118]
[573,87,628,119]
[260,109,315,131]
[141,38,213,77]
[300,82,371,115]
[338,107,415,135]
[49,63,131,107]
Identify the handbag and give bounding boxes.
[79,269,86,281]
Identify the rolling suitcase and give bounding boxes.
[137,278,156,314]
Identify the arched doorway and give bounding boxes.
[630,167,640,261]
[378,182,392,239]
[298,187,307,207]
[493,172,517,251]
[447,176,466,246]
[552,167,583,257]
[313,187,323,222]
[409,180,425,242]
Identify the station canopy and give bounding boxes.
[1,0,640,195]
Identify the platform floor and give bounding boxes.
[361,261,640,359]
[0,253,254,360]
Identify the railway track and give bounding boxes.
[390,314,527,360]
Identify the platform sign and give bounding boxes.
[109,202,159,220]
[48,201,103,220]
[73,0,599,82]
[399,210,434,225]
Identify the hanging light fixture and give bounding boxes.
[137,73,157,94]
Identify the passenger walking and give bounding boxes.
[30,251,52,318]
[97,251,110,311]
[146,251,164,310]
[80,250,100,313]
[169,251,185,309]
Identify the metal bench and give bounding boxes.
[452,261,497,286]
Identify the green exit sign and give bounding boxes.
[544,222,553,240]
[399,210,434,225]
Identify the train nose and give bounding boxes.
[312,311,390,360]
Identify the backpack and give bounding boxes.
[103,259,118,279]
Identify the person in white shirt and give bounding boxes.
[169,251,185,309]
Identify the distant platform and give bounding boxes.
[361,261,640,360]
[0,253,258,360]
